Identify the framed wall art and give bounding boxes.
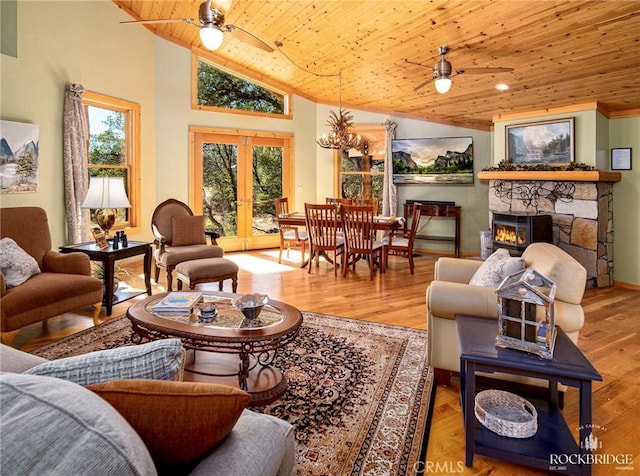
[392,136,473,184]
[0,120,39,194]
[611,148,632,171]
[506,117,574,165]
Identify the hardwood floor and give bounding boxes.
[11,249,640,475]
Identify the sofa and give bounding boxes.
[0,340,296,476]
[0,207,104,346]
[427,242,587,389]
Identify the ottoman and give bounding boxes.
[175,258,239,292]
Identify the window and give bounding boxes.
[83,92,140,230]
[334,125,386,209]
[190,127,294,252]
[193,56,290,117]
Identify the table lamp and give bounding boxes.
[81,177,131,237]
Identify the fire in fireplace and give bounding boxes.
[492,213,552,256]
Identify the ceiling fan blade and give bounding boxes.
[120,18,193,25]
[225,25,274,53]
[404,59,432,69]
[414,76,435,92]
[456,67,514,74]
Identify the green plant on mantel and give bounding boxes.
[482,160,596,172]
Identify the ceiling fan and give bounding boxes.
[120,0,274,53]
[409,46,514,93]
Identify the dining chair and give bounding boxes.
[304,203,345,275]
[382,203,427,274]
[274,197,308,265]
[341,204,385,280]
[350,198,380,215]
[325,198,354,207]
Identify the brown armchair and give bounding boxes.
[151,199,224,291]
[0,207,103,346]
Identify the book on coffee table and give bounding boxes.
[151,292,202,314]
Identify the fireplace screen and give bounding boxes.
[494,224,526,247]
[491,213,552,256]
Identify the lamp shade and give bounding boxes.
[434,76,452,94]
[81,177,131,209]
[200,25,224,50]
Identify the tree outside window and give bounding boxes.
[194,57,288,116]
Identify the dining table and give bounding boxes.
[276,212,403,268]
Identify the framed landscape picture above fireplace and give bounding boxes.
[506,117,574,165]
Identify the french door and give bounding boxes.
[190,128,294,252]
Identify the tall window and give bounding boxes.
[334,125,386,208]
[193,56,290,117]
[83,92,140,230]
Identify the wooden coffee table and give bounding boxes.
[126,292,303,405]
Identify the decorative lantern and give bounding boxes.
[495,267,557,359]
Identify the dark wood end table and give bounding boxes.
[127,292,303,405]
[60,240,152,316]
[456,314,602,475]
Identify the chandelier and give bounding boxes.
[317,71,362,151]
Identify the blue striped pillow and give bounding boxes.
[24,339,185,385]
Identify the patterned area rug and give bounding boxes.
[32,312,434,476]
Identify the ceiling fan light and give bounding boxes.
[200,25,224,50]
[434,76,452,94]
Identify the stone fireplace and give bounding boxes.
[478,171,622,288]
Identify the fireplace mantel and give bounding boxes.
[477,170,622,182]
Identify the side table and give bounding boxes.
[456,314,602,475]
[60,241,152,316]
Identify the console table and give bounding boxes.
[456,314,602,475]
[404,200,461,257]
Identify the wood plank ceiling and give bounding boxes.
[112,0,640,130]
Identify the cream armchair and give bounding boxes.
[427,242,587,388]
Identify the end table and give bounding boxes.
[456,314,602,475]
[60,240,152,316]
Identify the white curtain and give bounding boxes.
[381,119,398,216]
[63,83,90,244]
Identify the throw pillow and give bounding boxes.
[171,215,206,246]
[25,338,185,385]
[469,248,525,288]
[87,379,251,470]
[0,237,41,287]
[0,373,156,475]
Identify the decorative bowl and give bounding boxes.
[233,293,269,321]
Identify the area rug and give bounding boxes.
[32,312,435,476]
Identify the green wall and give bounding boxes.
[609,117,640,286]
[0,1,156,246]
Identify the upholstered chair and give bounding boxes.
[0,207,103,346]
[427,242,587,393]
[151,199,224,291]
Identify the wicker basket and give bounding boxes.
[474,390,538,438]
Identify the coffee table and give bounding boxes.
[127,292,303,405]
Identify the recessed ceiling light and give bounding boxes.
[495,83,510,91]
